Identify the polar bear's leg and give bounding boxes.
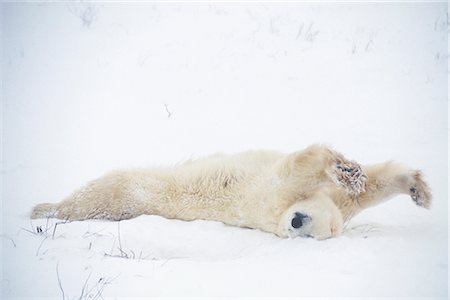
[280,144,367,195]
[31,171,153,221]
[31,191,143,222]
[278,191,344,240]
[356,162,431,210]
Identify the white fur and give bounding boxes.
[31,144,431,239]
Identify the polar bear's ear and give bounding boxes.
[275,152,303,177]
[276,144,332,177]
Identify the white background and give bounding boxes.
[1,2,448,299]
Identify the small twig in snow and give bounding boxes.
[20,227,36,235]
[365,39,373,52]
[296,23,304,40]
[103,223,148,260]
[78,271,93,300]
[36,236,49,256]
[138,53,150,67]
[56,262,67,300]
[20,220,38,235]
[109,237,116,255]
[36,226,43,234]
[52,220,71,240]
[116,221,128,258]
[164,104,173,118]
[84,274,119,300]
[117,221,122,251]
[82,228,107,239]
[160,256,189,267]
[68,3,98,28]
[304,22,319,42]
[1,236,17,247]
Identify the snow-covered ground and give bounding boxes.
[1,2,448,299]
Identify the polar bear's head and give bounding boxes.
[278,193,343,240]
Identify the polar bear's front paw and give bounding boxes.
[409,171,432,209]
[336,162,367,194]
[327,153,367,195]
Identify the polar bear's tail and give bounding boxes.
[30,203,58,219]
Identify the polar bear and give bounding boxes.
[31,144,431,239]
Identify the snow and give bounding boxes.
[1,2,448,299]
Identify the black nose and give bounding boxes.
[291,212,308,229]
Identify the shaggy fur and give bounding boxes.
[31,144,431,239]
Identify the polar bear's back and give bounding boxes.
[176,150,284,177]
